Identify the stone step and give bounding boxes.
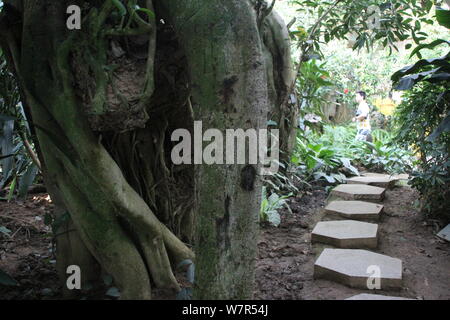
[312,220,378,249]
[324,201,383,221]
[363,172,409,180]
[392,173,409,181]
[330,184,385,202]
[314,248,402,290]
[346,174,397,189]
[345,293,414,300]
[437,224,450,242]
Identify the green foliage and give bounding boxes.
[391,5,450,90]
[394,82,450,220]
[436,6,450,28]
[313,124,357,157]
[410,39,450,59]
[292,124,413,184]
[0,51,39,201]
[297,59,334,116]
[291,0,434,55]
[389,7,450,221]
[392,7,450,137]
[391,51,450,90]
[292,134,358,183]
[260,187,292,227]
[359,138,414,173]
[263,168,302,194]
[288,0,447,122]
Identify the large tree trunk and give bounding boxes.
[0,0,294,299]
[158,0,270,299]
[261,9,297,161]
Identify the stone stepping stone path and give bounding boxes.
[314,248,402,290]
[324,200,383,221]
[330,184,385,202]
[312,173,410,298]
[345,293,414,300]
[345,175,397,188]
[363,172,408,181]
[312,220,378,249]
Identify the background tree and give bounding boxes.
[279,0,434,143]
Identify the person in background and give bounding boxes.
[352,91,372,141]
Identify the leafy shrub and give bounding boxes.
[292,124,413,184]
[297,59,333,118]
[291,136,358,184]
[358,139,414,174]
[394,82,450,221]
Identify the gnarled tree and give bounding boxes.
[0,0,295,299]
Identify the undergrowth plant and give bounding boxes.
[292,124,414,184]
[259,186,292,227]
[394,82,450,221]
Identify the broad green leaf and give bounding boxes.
[410,39,450,58]
[436,7,450,28]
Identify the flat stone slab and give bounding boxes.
[346,175,397,188]
[314,249,402,290]
[362,172,392,177]
[392,173,409,181]
[437,224,450,242]
[331,184,385,202]
[312,220,378,249]
[325,201,383,221]
[345,294,414,300]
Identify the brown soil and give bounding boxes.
[1,185,449,300]
[0,193,187,300]
[0,194,59,299]
[254,184,450,300]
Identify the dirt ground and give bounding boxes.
[254,183,450,300]
[1,184,449,300]
[0,194,59,299]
